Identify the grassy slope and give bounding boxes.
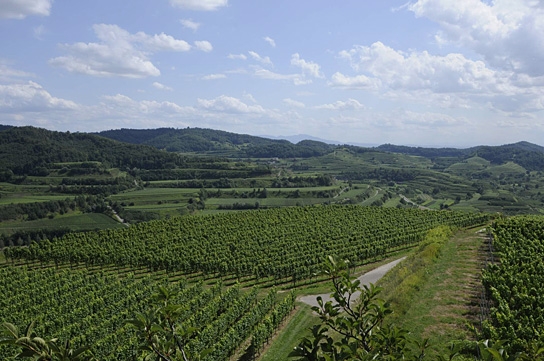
[379,227,486,358]
[258,304,319,361]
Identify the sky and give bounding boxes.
[1,0,544,147]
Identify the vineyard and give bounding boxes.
[0,266,295,360]
[4,206,489,285]
[482,215,544,353]
[0,206,491,360]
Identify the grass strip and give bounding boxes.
[257,304,319,361]
[378,226,485,359]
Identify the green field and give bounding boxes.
[0,213,124,234]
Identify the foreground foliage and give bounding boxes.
[0,266,294,361]
[289,256,430,360]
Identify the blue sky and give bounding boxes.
[1,0,544,147]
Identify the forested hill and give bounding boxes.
[377,141,544,171]
[376,144,472,158]
[0,126,186,176]
[97,127,335,158]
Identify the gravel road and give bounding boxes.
[299,257,406,308]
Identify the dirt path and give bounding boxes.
[334,186,350,199]
[399,194,431,210]
[299,257,406,308]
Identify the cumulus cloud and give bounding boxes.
[194,40,213,52]
[169,0,228,11]
[316,99,365,110]
[180,18,200,31]
[0,81,78,112]
[202,73,226,80]
[197,95,265,114]
[291,53,323,78]
[152,82,173,91]
[329,72,380,90]
[264,36,276,47]
[49,24,202,78]
[339,42,499,93]
[334,41,544,113]
[251,54,323,85]
[283,98,305,108]
[0,0,52,19]
[133,31,191,52]
[248,51,272,65]
[408,0,544,76]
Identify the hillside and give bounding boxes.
[97,127,544,169]
[97,127,335,158]
[0,126,185,176]
[377,141,544,171]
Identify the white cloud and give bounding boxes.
[340,42,499,93]
[49,24,194,78]
[180,18,200,31]
[316,99,365,110]
[248,51,272,65]
[243,92,257,103]
[0,81,78,112]
[253,68,310,85]
[329,72,380,90]
[169,0,228,11]
[133,31,191,52]
[264,36,276,47]
[152,82,173,91]
[335,41,544,113]
[228,53,247,60]
[408,0,544,76]
[197,95,265,114]
[194,40,213,52]
[0,63,34,82]
[252,55,324,85]
[101,94,195,116]
[291,53,323,78]
[33,25,46,39]
[202,73,226,80]
[283,98,305,108]
[0,0,52,19]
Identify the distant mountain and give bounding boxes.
[261,134,339,145]
[97,127,283,152]
[0,125,13,132]
[97,127,335,158]
[504,141,544,154]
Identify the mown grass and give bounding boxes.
[378,226,486,359]
[257,304,319,361]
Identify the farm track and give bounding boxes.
[299,257,406,308]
